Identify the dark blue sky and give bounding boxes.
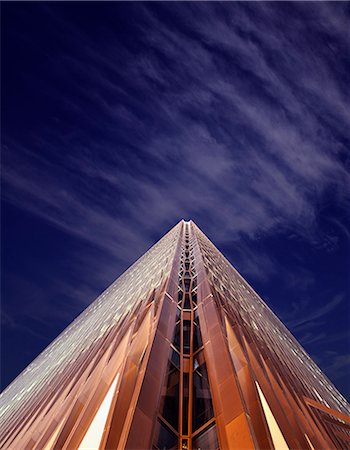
[1,2,349,400]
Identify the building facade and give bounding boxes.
[1,220,349,449]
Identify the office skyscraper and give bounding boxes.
[1,220,349,449]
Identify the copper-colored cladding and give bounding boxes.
[0,220,349,450]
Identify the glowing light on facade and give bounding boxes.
[79,373,120,450]
[255,381,289,450]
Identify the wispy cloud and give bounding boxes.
[286,294,344,331]
[3,1,349,309]
[3,3,349,253]
[300,330,350,347]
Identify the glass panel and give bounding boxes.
[160,363,180,430]
[192,292,197,305]
[182,373,189,435]
[193,350,205,368]
[183,320,191,354]
[173,322,181,351]
[192,363,214,430]
[184,294,191,310]
[170,349,180,370]
[193,323,203,352]
[192,423,219,450]
[154,419,178,450]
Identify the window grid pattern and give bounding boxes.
[1,220,349,450]
[0,222,182,446]
[192,222,350,448]
[153,222,218,450]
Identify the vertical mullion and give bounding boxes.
[180,223,195,450]
[179,317,184,441]
[188,309,194,450]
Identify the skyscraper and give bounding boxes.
[1,220,349,449]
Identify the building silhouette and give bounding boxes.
[1,220,349,449]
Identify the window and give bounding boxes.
[192,361,214,430]
[183,321,191,354]
[160,361,180,430]
[193,322,203,352]
[154,419,178,450]
[192,423,219,450]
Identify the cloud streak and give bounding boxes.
[287,294,344,331]
[3,4,349,253]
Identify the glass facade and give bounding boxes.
[0,220,349,449]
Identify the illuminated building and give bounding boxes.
[1,220,349,449]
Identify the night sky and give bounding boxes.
[1,2,349,401]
